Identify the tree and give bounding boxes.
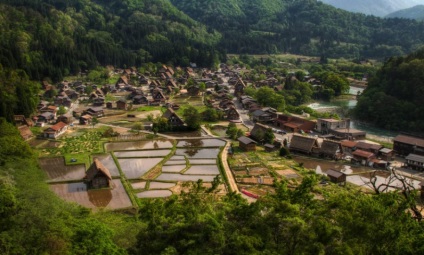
[202,108,223,122]
[264,128,275,144]
[279,147,290,157]
[183,106,201,130]
[57,106,67,115]
[91,117,99,128]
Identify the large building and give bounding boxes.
[394,134,424,156]
[316,118,350,134]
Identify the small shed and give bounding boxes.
[238,136,257,151]
[116,99,127,110]
[379,148,394,161]
[326,169,346,184]
[264,143,276,152]
[106,102,113,109]
[84,158,113,189]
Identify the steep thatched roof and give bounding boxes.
[289,135,319,153]
[84,158,112,181]
[320,140,343,156]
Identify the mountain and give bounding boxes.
[320,0,424,17]
[386,5,424,20]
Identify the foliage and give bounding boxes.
[183,105,201,130]
[279,147,290,157]
[202,108,223,122]
[226,122,243,140]
[255,86,285,111]
[354,48,424,131]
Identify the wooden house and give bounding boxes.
[341,140,357,155]
[80,114,92,125]
[116,99,128,110]
[37,112,55,123]
[106,102,113,109]
[275,114,316,133]
[152,89,166,102]
[162,108,185,127]
[319,140,343,159]
[405,154,424,171]
[316,118,350,134]
[251,109,274,123]
[355,142,383,154]
[264,143,277,152]
[326,169,346,184]
[133,95,148,105]
[57,114,73,124]
[116,75,129,89]
[187,86,200,96]
[394,134,424,156]
[379,148,394,161]
[352,149,375,165]
[234,78,246,96]
[43,122,68,139]
[226,106,240,121]
[85,107,104,117]
[250,123,272,143]
[289,135,319,154]
[238,136,257,151]
[329,128,366,140]
[84,158,113,189]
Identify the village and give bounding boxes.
[13,61,424,209]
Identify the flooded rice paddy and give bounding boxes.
[50,180,132,209]
[169,155,185,160]
[114,149,171,157]
[137,190,173,198]
[175,148,220,159]
[39,157,86,182]
[176,139,226,148]
[188,159,217,164]
[184,165,220,175]
[162,165,186,173]
[131,181,147,189]
[117,158,163,179]
[156,173,217,182]
[164,160,186,165]
[149,182,176,189]
[105,140,173,151]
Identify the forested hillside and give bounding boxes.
[354,48,424,132]
[0,0,223,82]
[171,0,424,59]
[386,5,424,20]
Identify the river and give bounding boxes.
[308,86,397,139]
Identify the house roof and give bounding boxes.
[162,108,184,123]
[238,136,257,145]
[326,169,345,178]
[289,135,319,153]
[320,140,342,155]
[341,140,357,148]
[87,107,103,112]
[379,148,393,154]
[352,149,374,158]
[18,125,33,139]
[405,153,424,163]
[355,142,382,151]
[394,134,424,148]
[84,158,112,181]
[284,122,303,129]
[50,121,67,131]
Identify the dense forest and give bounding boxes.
[2,0,424,82]
[354,48,424,132]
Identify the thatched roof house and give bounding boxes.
[162,108,185,127]
[289,135,319,154]
[319,140,343,159]
[84,158,112,189]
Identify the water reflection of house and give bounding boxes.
[289,135,319,155]
[84,158,113,189]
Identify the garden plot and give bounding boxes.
[175,148,220,159]
[114,150,171,158]
[176,139,226,148]
[93,154,120,177]
[105,140,173,151]
[50,180,132,210]
[162,165,186,173]
[184,165,220,175]
[276,169,300,179]
[156,173,217,182]
[137,190,173,198]
[118,158,163,179]
[39,157,86,182]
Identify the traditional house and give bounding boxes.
[405,154,424,171]
[251,109,274,123]
[116,75,129,89]
[93,97,105,106]
[329,128,366,140]
[37,112,55,123]
[352,149,375,165]
[250,123,272,143]
[393,134,424,156]
[316,118,351,134]
[84,158,113,189]
[326,169,346,185]
[162,108,185,127]
[187,86,200,96]
[319,140,343,159]
[43,122,68,139]
[226,106,240,121]
[355,142,383,154]
[85,107,104,117]
[14,115,34,127]
[133,95,149,105]
[234,78,246,96]
[289,135,319,154]
[379,148,395,161]
[80,114,92,125]
[116,99,128,110]
[264,143,277,152]
[238,136,257,151]
[57,114,73,124]
[106,102,113,109]
[18,125,33,141]
[152,89,166,102]
[275,114,316,133]
[341,140,357,155]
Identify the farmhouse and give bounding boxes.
[405,154,424,171]
[238,136,257,151]
[319,140,343,159]
[226,106,240,121]
[275,114,316,133]
[85,107,104,117]
[316,118,350,134]
[84,158,113,189]
[43,121,68,139]
[162,108,185,127]
[393,134,424,156]
[352,149,375,165]
[116,99,128,110]
[329,128,366,140]
[250,123,272,143]
[57,114,73,124]
[289,135,319,155]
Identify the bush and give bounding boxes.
[279,147,291,157]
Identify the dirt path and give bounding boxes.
[221,140,239,194]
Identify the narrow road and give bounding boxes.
[221,140,239,194]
